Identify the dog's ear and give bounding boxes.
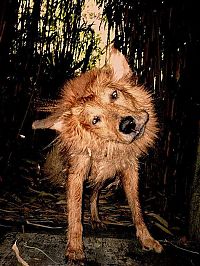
[109,45,132,81]
[32,117,64,132]
[32,111,70,132]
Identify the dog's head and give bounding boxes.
[71,86,150,144]
[33,47,157,146]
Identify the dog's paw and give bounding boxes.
[141,237,163,253]
[91,218,107,229]
[137,227,163,253]
[65,248,85,265]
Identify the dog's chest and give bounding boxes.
[87,144,135,183]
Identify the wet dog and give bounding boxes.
[33,46,163,265]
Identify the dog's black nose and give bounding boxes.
[119,116,136,134]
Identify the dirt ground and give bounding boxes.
[0,179,199,265]
[0,228,199,266]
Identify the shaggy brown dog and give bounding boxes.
[33,47,163,265]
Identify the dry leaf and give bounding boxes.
[147,212,169,228]
[12,240,30,266]
[154,222,173,236]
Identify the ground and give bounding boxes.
[0,229,199,266]
[0,186,200,266]
[0,175,199,265]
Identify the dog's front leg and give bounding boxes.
[66,155,90,265]
[121,164,163,253]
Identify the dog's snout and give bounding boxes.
[119,116,136,134]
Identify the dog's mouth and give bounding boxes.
[119,112,149,141]
[132,125,145,139]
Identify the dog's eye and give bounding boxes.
[92,116,101,125]
[111,90,118,100]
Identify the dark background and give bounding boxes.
[0,0,199,241]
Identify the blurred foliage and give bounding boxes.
[0,0,103,189]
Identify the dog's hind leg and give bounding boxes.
[90,182,106,228]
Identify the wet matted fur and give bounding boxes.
[33,47,163,265]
